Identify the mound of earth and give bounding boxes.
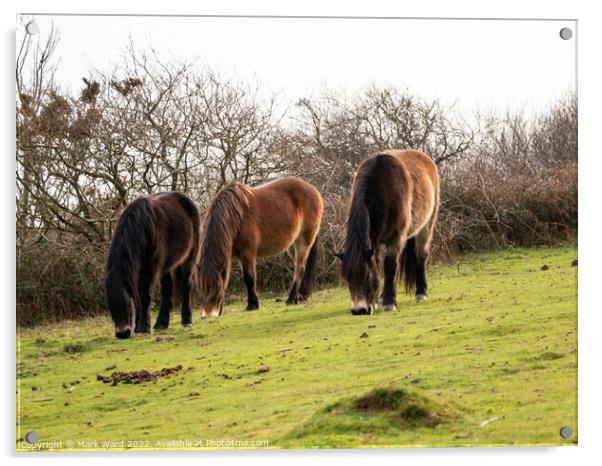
[284,387,459,443]
[349,388,450,427]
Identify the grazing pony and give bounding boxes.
[197,177,323,318]
[105,192,201,338]
[336,150,440,315]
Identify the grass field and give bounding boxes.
[16,245,578,451]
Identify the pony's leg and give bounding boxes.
[297,239,319,302]
[241,257,259,311]
[135,270,152,334]
[382,243,402,312]
[286,242,309,305]
[153,274,173,330]
[178,267,193,327]
[414,223,435,302]
[374,252,384,304]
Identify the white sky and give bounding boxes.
[18,15,576,116]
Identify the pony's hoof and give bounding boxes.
[245,305,259,311]
[416,294,428,302]
[285,299,298,306]
[134,329,151,336]
[181,323,192,328]
[383,304,397,312]
[153,324,169,331]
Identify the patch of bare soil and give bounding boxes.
[96,365,183,386]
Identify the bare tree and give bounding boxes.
[16,18,59,233]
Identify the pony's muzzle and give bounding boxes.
[115,326,131,339]
[201,308,221,319]
[351,300,375,316]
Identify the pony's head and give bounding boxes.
[105,275,135,339]
[104,196,155,339]
[199,267,226,319]
[336,247,379,315]
[335,171,380,315]
[197,182,250,320]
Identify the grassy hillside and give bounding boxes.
[16,245,578,451]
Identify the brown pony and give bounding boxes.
[197,177,323,318]
[105,192,201,338]
[336,150,440,315]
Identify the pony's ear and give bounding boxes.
[333,251,344,261]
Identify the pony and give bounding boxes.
[197,177,323,318]
[336,149,440,315]
[105,192,201,338]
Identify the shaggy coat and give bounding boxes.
[198,177,324,317]
[339,149,439,315]
[105,192,201,338]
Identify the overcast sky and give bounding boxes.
[17,15,576,116]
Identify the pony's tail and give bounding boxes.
[105,198,154,316]
[400,237,419,294]
[299,240,319,299]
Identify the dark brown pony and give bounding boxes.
[105,192,201,338]
[197,177,323,318]
[336,149,440,315]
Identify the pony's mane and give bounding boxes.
[198,182,253,301]
[341,155,382,281]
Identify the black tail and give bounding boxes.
[299,240,319,299]
[400,237,419,294]
[105,198,155,318]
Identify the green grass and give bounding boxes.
[16,245,578,451]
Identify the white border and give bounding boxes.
[3,1,601,465]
